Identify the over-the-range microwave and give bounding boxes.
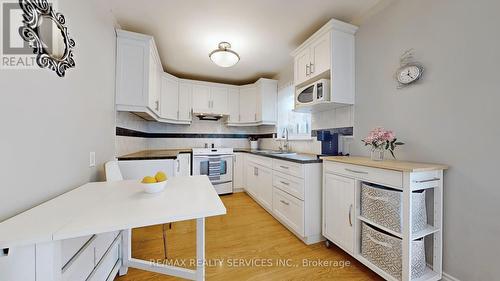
[295,79,330,106]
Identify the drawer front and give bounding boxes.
[324,162,403,188]
[246,154,273,169]
[272,187,304,236]
[94,231,120,264]
[88,238,121,281]
[62,239,95,281]
[273,171,304,200]
[61,235,93,268]
[273,159,304,178]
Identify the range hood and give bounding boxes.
[194,112,225,121]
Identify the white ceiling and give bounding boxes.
[110,0,380,85]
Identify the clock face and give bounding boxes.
[397,65,422,85]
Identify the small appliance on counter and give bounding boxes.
[316,130,339,156]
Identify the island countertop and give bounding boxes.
[118,149,192,161]
[322,156,448,172]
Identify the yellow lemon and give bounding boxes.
[155,171,168,182]
[142,176,157,184]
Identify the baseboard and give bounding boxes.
[233,188,245,193]
[442,271,460,281]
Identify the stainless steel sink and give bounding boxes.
[254,150,296,156]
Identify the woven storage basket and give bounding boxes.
[361,222,426,280]
[361,183,427,234]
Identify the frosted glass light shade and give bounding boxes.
[209,42,240,67]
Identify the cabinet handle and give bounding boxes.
[310,62,315,74]
[280,200,290,206]
[155,100,159,111]
[279,165,289,169]
[348,204,353,227]
[345,168,368,174]
[306,64,310,76]
[177,159,180,173]
[254,113,257,121]
[254,167,258,176]
[280,181,290,186]
[177,111,179,119]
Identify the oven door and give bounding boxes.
[193,155,233,184]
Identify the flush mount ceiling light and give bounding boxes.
[209,42,240,67]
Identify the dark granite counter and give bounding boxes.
[234,148,322,164]
[117,149,192,161]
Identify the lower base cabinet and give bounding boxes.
[323,173,355,254]
[272,187,304,236]
[242,153,322,245]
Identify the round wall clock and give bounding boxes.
[395,49,424,88]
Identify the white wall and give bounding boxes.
[352,0,500,280]
[0,0,117,221]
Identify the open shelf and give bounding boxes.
[358,216,440,241]
[358,216,402,238]
[356,255,441,281]
[411,179,441,191]
[412,225,440,240]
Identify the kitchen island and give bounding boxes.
[0,176,226,281]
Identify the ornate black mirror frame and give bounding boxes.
[18,0,75,77]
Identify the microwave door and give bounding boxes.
[297,84,315,104]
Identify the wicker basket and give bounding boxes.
[361,183,427,234]
[361,222,426,280]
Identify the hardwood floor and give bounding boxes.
[115,192,382,281]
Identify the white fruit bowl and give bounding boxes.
[141,181,167,194]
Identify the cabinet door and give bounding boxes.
[178,82,193,121]
[174,153,191,177]
[192,85,211,113]
[245,162,258,198]
[227,88,240,123]
[323,173,355,254]
[256,165,273,210]
[233,153,244,189]
[294,48,310,85]
[148,51,161,115]
[160,75,179,120]
[310,32,331,77]
[115,38,147,107]
[210,86,228,114]
[256,80,277,123]
[239,86,257,123]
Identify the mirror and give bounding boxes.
[37,15,66,60]
[18,0,75,77]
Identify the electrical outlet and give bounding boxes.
[89,152,96,167]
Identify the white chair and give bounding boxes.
[105,160,123,182]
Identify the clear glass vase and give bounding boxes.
[370,148,385,161]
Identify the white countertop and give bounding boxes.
[0,176,226,249]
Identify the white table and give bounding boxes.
[0,176,226,281]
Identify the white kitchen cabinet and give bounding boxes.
[242,153,322,244]
[116,29,163,120]
[291,19,358,112]
[227,79,277,126]
[323,173,355,254]
[294,48,311,86]
[210,87,228,114]
[160,74,179,120]
[256,165,273,210]
[233,152,245,190]
[192,84,211,114]
[0,245,36,281]
[178,82,193,122]
[238,85,258,123]
[227,88,240,123]
[118,159,175,180]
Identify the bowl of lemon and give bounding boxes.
[141,171,168,194]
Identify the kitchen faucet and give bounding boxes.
[280,128,290,152]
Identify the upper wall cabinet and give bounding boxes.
[291,19,358,112]
[227,78,278,127]
[116,29,163,120]
[191,83,229,116]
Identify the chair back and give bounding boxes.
[105,160,123,182]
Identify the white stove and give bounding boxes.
[192,147,234,195]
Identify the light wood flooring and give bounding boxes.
[115,192,382,281]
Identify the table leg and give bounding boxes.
[196,218,205,281]
[119,229,131,276]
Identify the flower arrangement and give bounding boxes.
[362,127,404,159]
